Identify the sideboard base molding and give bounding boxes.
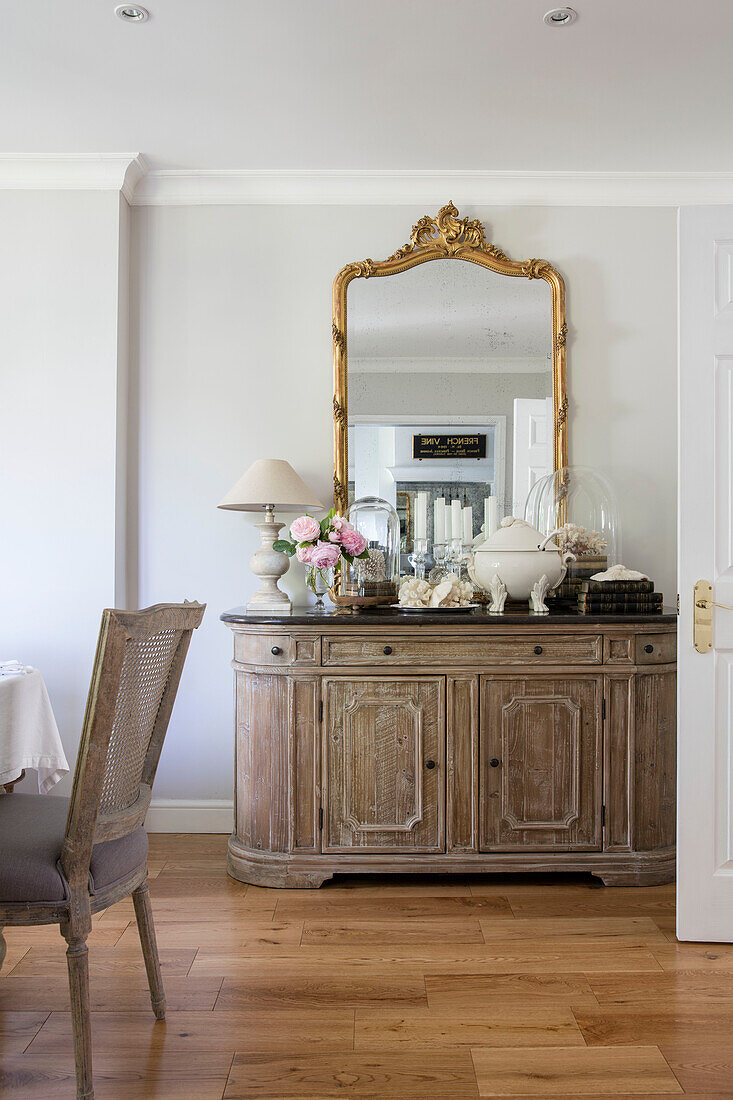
[227,834,675,889]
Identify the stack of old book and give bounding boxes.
[578,577,663,614]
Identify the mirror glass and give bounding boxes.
[347,259,554,555]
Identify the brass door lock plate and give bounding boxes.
[694,579,713,653]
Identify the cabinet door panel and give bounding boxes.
[480,676,602,851]
[324,677,444,852]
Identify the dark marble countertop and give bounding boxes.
[221,605,677,627]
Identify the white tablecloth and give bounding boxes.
[0,667,69,793]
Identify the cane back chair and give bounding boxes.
[0,601,205,1099]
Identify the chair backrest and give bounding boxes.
[60,602,205,892]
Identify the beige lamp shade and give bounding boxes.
[218,458,324,513]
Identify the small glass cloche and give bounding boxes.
[524,466,620,590]
[335,496,400,604]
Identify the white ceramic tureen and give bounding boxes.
[468,517,575,613]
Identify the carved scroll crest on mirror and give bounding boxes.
[332,202,568,516]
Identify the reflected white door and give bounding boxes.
[678,207,733,941]
[513,397,552,515]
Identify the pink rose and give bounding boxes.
[295,545,313,563]
[328,530,341,542]
[310,541,340,569]
[332,516,352,531]
[341,527,367,556]
[290,515,320,543]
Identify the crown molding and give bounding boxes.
[131,169,733,207]
[0,154,148,199]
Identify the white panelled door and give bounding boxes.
[512,397,552,516]
[678,207,733,941]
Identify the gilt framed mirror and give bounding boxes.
[332,202,568,555]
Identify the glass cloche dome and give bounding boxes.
[339,496,401,601]
[524,466,620,583]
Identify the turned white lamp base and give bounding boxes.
[247,506,292,614]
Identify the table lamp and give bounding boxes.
[219,458,324,613]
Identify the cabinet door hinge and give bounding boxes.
[319,807,324,830]
[318,700,323,723]
[602,698,606,721]
[601,804,606,827]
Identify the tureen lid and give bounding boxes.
[475,516,560,553]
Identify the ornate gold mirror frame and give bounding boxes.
[332,202,568,513]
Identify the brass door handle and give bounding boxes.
[694,580,713,653]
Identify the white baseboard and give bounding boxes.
[145,799,233,833]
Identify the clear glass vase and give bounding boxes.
[305,565,333,612]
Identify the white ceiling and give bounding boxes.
[2,0,732,172]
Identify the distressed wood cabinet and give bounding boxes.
[222,608,677,888]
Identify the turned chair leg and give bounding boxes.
[133,880,166,1019]
[0,926,6,971]
[63,928,94,1100]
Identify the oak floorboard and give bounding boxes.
[223,1051,480,1099]
[115,918,304,952]
[146,833,229,859]
[651,941,733,971]
[574,1002,733,1046]
[301,919,485,945]
[478,916,666,945]
[0,1051,233,1099]
[0,943,30,974]
[659,1042,733,1094]
[27,1008,355,1054]
[250,875,475,899]
[425,973,599,1009]
[0,1012,49,1055]
[97,894,276,922]
[1,922,130,949]
[0,974,222,1012]
[8,946,197,980]
[299,942,663,971]
[275,895,512,921]
[215,969,428,1010]
[354,1006,584,1049]
[470,1045,682,1095]
[587,968,733,1006]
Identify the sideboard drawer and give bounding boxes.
[635,632,676,665]
[322,634,602,666]
[233,633,320,666]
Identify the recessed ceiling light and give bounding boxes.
[543,7,577,26]
[114,5,150,22]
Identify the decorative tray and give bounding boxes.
[396,603,481,613]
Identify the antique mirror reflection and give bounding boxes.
[333,203,567,564]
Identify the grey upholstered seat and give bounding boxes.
[0,793,147,905]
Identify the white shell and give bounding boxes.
[591,564,649,581]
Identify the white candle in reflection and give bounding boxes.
[433,497,445,545]
[484,497,498,538]
[463,505,473,544]
[451,499,462,540]
[415,492,427,541]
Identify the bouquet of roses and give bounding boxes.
[274,509,369,588]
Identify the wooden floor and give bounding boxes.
[2,836,733,1098]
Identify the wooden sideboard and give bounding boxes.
[221,607,677,888]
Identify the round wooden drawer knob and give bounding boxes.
[644,644,654,654]
[534,645,543,655]
[489,758,500,768]
[271,646,282,656]
[383,645,393,655]
[425,759,436,770]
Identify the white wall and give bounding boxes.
[0,189,127,788]
[131,203,678,809]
